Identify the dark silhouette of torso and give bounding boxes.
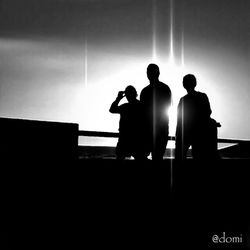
[110,86,146,160]
[140,64,172,160]
[118,100,142,139]
[140,81,172,132]
[175,74,219,160]
[177,91,211,133]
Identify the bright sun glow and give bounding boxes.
[76,58,187,138]
[77,0,190,146]
[160,60,188,135]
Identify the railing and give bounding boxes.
[78,130,250,144]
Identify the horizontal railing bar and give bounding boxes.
[78,130,250,144]
[216,138,250,144]
[78,130,119,138]
[78,130,175,140]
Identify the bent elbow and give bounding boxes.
[109,107,116,113]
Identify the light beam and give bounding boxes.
[152,0,157,61]
[84,38,88,89]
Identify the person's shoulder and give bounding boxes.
[196,91,205,95]
[179,95,187,102]
[197,91,208,98]
[128,99,140,105]
[158,81,171,95]
[121,102,129,107]
[159,81,171,90]
[158,81,167,86]
[141,84,151,91]
[132,100,142,109]
[119,103,129,110]
[140,84,151,95]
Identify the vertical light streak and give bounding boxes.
[152,0,157,160]
[84,38,88,89]
[181,31,185,69]
[169,0,174,65]
[169,0,174,191]
[152,0,157,62]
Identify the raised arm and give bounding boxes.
[109,91,125,114]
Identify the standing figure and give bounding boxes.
[140,64,172,161]
[175,74,220,161]
[109,85,146,160]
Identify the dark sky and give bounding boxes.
[0,0,249,141]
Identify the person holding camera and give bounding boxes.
[109,85,147,160]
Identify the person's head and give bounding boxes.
[147,63,160,82]
[125,85,137,102]
[183,74,197,93]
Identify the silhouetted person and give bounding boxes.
[140,64,172,161]
[110,85,147,160]
[175,74,220,161]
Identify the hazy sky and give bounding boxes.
[0,0,249,141]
